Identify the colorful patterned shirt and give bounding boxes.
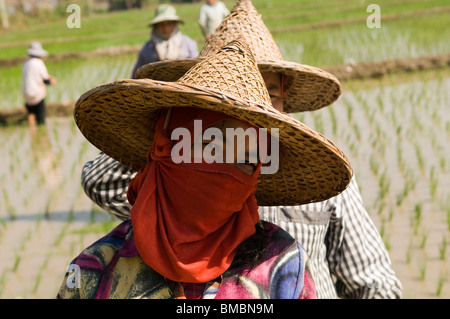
[57,220,316,299]
[81,152,402,298]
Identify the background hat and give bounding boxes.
[136,0,341,113]
[26,42,48,57]
[74,40,352,206]
[148,4,184,26]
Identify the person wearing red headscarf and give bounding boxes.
[57,107,316,299]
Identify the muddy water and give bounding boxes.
[0,75,449,298]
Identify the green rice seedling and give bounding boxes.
[376,93,384,113]
[447,208,450,232]
[378,171,390,200]
[414,142,425,174]
[396,191,405,207]
[405,168,418,193]
[420,232,428,250]
[44,199,51,220]
[2,190,16,220]
[419,261,427,281]
[439,236,447,260]
[0,219,6,239]
[328,106,337,136]
[89,205,98,224]
[413,203,423,235]
[436,275,446,298]
[8,161,15,175]
[379,219,385,239]
[70,160,78,178]
[376,201,385,217]
[14,179,21,192]
[79,140,91,159]
[68,204,75,224]
[12,255,21,273]
[414,204,422,223]
[32,256,50,294]
[54,222,71,248]
[395,124,402,137]
[406,242,412,264]
[439,155,447,173]
[429,167,438,199]
[388,208,394,222]
[346,103,353,124]
[348,140,358,158]
[351,122,361,142]
[310,111,324,133]
[9,207,18,221]
[0,270,7,298]
[383,236,391,252]
[22,170,29,182]
[370,137,377,154]
[396,142,405,171]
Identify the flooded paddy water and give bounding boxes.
[1,55,449,298]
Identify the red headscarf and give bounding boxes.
[127,107,262,283]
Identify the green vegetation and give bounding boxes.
[1,0,449,62]
[0,0,449,299]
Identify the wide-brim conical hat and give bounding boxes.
[75,41,352,206]
[135,0,341,113]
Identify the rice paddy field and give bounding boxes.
[0,0,449,299]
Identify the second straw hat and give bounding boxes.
[136,0,341,113]
[75,41,352,206]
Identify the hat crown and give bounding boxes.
[154,4,176,18]
[178,40,273,108]
[199,0,283,61]
[149,4,182,26]
[29,41,43,50]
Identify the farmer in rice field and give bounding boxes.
[58,40,355,298]
[80,0,402,299]
[198,0,229,41]
[130,4,198,79]
[22,41,57,129]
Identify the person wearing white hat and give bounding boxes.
[22,41,57,127]
[130,4,198,79]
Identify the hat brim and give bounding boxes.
[75,79,352,206]
[135,58,341,113]
[148,16,184,26]
[27,49,48,57]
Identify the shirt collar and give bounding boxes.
[119,221,140,257]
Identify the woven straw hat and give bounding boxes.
[74,40,352,206]
[148,4,184,26]
[136,0,341,113]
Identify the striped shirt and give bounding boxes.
[81,152,402,299]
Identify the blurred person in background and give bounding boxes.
[198,0,229,41]
[22,41,57,129]
[130,4,198,78]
